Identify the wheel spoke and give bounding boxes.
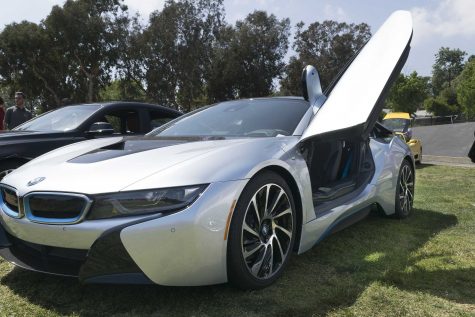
[264,185,270,217]
[243,221,259,238]
[275,224,292,239]
[274,234,285,262]
[251,196,260,224]
[250,245,267,276]
[244,242,264,259]
[273,208,291,219]
[266,240,274,276]
[268,188,284,217]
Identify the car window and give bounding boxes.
[14,105,101,132]
[104,115,122,133]
[382,118,410,132]
[149,99,309,137]
[96,109,140,134]
[149,110,176,129]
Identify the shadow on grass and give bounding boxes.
[415,163,435,170]
[0,208,466,317]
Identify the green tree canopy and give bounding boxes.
[387,72,430,114]
[207,11,290,101]
[280,20,371,95]
[431,47,467,96]
[456,58,475,118]
[43,0,129,103]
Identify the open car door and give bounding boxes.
[299,11,413,210]
[300,10,413,142]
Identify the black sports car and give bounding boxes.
[0,102,181,179]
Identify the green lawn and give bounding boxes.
[1,165,474,317]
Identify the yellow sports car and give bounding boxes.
[383,112,422,164]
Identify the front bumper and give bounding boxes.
[0,220,153,284]
[0,180,248,286]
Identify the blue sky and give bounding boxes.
[1,0,475,76]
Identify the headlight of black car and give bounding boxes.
[87,185,207,220]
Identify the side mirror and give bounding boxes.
[86,122,114,137]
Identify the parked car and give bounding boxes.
[0,11,414,289]
[382,112,422,164]
[0,102,181,179]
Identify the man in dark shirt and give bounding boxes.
[4,92,33,130]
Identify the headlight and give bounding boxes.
[87,185,207,220]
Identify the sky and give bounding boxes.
[1,0,475,77]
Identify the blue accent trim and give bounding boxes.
[314,206,369,245]
[341,152,353,179]
[23,192,92,225]
[0,185,21,219]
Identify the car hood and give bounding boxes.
[0,130,70,141]
[2,136,290,195]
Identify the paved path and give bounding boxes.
[412,122,475,167]
[422,155,474,168]
[412,122,475,157]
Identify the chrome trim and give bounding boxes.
[23,192,93,225]
[0,184,22,219]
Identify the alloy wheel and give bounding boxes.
[398,164,414,216]
[241,183,293,279]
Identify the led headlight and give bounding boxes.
[87,185,207,220]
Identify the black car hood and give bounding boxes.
[67,136,215,164]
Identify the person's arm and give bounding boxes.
[4,108,10,130]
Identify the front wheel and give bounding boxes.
[394,160,415,218]
[227,171,297,289]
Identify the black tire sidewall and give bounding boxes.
[227,171,297,290]
[394,160,414,218]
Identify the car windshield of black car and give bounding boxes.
[14,105,102,132]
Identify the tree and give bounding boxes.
[0,21,61,109]
[280,20,371,95]
[99,79,146,101]
[386,72,430,114]
[43,0,129,103]
[207,11,290,101]
[0,0,131,108]
[431,47,467,96]
[424,86,461,116]
[456,58,475,118]
[124,0,225,111]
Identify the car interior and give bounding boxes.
[301,130,376,215]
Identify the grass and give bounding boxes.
[1,165,474,316]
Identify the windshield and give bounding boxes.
[149,99,309,137]
[14,105,102,132]
[382,118,410,132]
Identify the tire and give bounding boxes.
[416,147,422,165]
[394,159,415,218]
[0,160,23,181]
[227,171,297,289]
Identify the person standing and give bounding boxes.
[0,97,5,130]
[469,130,475,163]
[4,92,33,130]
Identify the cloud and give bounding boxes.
[323,4,347,22]
[412,0,475,43]
[123,0,166,19]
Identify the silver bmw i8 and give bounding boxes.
[0,11,414,289]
